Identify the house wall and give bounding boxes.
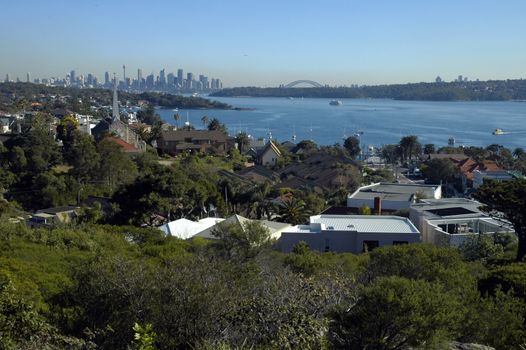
[277,230,420,254]
[347,198,410,211]
[261,149,279,166]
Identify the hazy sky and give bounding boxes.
[2,0,525,87]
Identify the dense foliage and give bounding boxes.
[0,222,525,349]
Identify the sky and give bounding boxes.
[1,0,525,87]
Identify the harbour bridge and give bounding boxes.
[283,80,324,88]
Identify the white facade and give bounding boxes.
[277,215,420,254]
[472,170,518,189]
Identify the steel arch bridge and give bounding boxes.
[284,80,323,88]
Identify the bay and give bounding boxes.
[157,97,526,150]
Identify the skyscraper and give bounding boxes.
[186,72,194,89]
[26,72,30,83]
[167,73,175,86]
[177,69,183,87]
[123,64,126,85]
[4,74,10,83]
[104,71,110,86]
[112,74,119,121]
[159,69,166,86]
[70,70,76,85]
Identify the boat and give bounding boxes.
[492,128,505,135]
[329,100,342,106]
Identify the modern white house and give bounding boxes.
[277,215,420,254]
[409,198,514,246]
[347,182,442,211]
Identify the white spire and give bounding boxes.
[112,73,119,121]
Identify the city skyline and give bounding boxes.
[1,0,526,87]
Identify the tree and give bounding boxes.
[399,135,420,164]
[381,144,400,165]
[475,179,526,261]
[513,147,525,160]
[173,112,180,129]
[423,143,436,155]
[343,136,360,160]
[421,158,457,184]
[97,137,138,189]
[276,198,311,225]
[328,276,462,350]
[207,118,227,132]
[56,115,80,145]
[68,132,100,183]
[201,115,209,129]
[235,132,250,153]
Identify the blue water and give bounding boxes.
[157,97,526,150]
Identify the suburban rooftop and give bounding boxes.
[285,215,419,234]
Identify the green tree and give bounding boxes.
[68,132,100,183]
[381,144,401,165]
[328,276,462,350]
[343,136,360,160]
[56,115,80,144]
[173,112,180,129]
[399,135,420,164]
[276,198,311,225]
[201,115,209,129]
[207,118,227,132]
[421,158,457,184]
[423,143,436,155]
[97,137,138,189]
[235,131,250,153]
[475,179,526,261]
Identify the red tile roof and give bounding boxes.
[106,136,140,153]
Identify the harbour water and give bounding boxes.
[157,97,526,150]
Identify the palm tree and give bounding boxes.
[174,113,180,129]
[276,198,311,225]
[513,147,525,160]
[201,115,209,129]
[399,135,419,164]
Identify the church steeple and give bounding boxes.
[112,73,119,121]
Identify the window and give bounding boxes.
[393,241,408,245]
[363,240,379,252]
[324,238,330,252]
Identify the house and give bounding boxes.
[92,117,146,151]
[458,158,502,191]
[159,214,291,241]
[194,214,291,240]
[472,169,523,189]
[255,140,282,167]
[347,182,442,211]
[409,198,514,246]
[277,215,420,253]
[278,153,358,191]
[235,165,279,184]
[157,129,230,155]
[28,205,79,228]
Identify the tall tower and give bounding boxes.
[26,72,30,83]
[112,74,119,121]
[122,65,126,86]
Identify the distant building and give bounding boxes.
[29,206,79,228]
[277,215,420,253]
[157,129,230,155]
[410,198,514,246]
[472,169,523,189]
[255,140,282,167]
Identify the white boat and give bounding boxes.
[329,100,342,106]
[492,128,505,135]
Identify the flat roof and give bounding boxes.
[286,215,419,234]
[349,183,439,201]
[411,198,484,219]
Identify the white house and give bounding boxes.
[472,170,523,189]
[409,198,514,246]
[277,215,420,254]
[347,182,442,211]
[256,140,282,167]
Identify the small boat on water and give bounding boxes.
[492,128,505,135]
[329,100,342,106]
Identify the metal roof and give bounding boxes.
[286,215,419,234]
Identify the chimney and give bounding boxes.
[374,196,382,215]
